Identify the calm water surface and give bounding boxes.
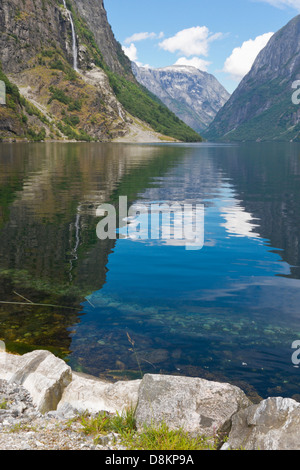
[1,141,300,400]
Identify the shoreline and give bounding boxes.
[1,349,300,450]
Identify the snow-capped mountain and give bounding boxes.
[132,63,230,132]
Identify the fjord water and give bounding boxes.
[1,142,300,400]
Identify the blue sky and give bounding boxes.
[105,0,300,93]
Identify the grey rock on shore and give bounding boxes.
[1,349,300,450]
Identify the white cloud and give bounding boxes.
[256,0,300,10]
[135,61,151,69]
[223,32,274,81]
[159,26,222,57]
[174,56,211,72]
[122,43,138,62]
[124,32,157,44]
[121,45,151,68]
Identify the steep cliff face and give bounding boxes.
[132,64,230,133]
[0,0,129,141]
[72,0,133,78]
[0,0,129,76]
[0,0,69,73]
[0,0,201,142]
[205,15,300,142]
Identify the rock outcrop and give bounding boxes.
[72,0,133,78]
[222,397,300,450]
[58,371,141,415]
[0,350,140,414]
[8,350,72,414]
[0,0,68,74]
[135,373,251,437]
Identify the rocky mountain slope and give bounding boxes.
[0,0,201,142]
[72,0,133,78]
[132,63,230,133]
[205,15,300,142]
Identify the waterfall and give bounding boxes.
[62,0,79,72]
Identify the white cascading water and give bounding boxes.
[62,0,79,72]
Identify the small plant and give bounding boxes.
[126,331,143,379]
[8,422,37,433]
[0,399,7,409]
[26,127,46,142]
[121,422,217,451]
[62,114,80,127]
[77,407,218,450]
[78,406,136,444]
[49,58,65,72]
[48,86,70,105]
[67,99,82,112]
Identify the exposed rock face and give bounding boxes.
[222,397,300,450]
[73,0,133,78]
[0,350,141,414]
[0,0,70,73]
[135,374,252,437]
[206,15,300,142]
[0,0,132,77]
[7,350,72,413]
[0,0,142,141]
[132,63,230,132]
[0,105,26,137]
[58,372,141,414]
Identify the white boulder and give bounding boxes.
[135,374,252,437]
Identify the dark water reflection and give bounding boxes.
[1,141,300,400]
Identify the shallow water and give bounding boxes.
[1,141,300,399]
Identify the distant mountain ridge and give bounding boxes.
[205,15,300,142]
[132,63,230,133]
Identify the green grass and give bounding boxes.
[26,127,46,142]
[122,422,217,451]
[0,399,7,410]
[77,407,218,450]
[48,86,71,106]
[79,407,136,444]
